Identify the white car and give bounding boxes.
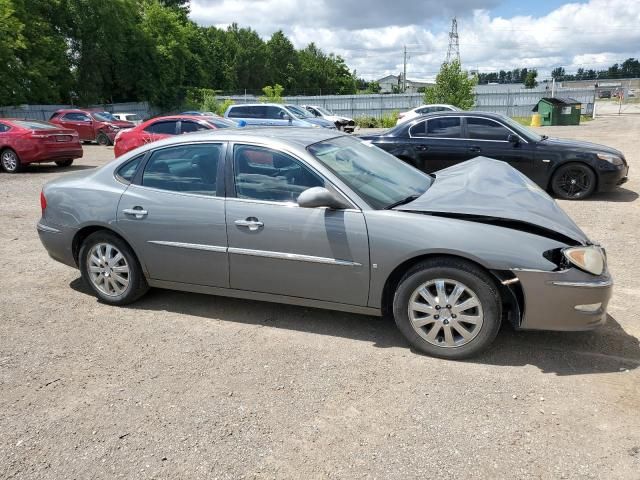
[112,113,143,126]
[301,105,355,133]
[396,104,460,125]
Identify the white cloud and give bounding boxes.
[190,0,640,81]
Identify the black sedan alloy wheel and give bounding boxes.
[551,163,596,200]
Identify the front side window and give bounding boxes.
[308,136,431,210]
[0,122,11,133]
[180,120,210,134]
[144,121,178,135]
[141,144,222,196]
[467,117,511,141]
[63,113,91,122]
[264,106,287,119]
[233,145,323,202]
[426,117,461,138]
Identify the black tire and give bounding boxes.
[55,159,74,167]
[392,258,502,359]
[79,231,149,305]
[1,148,23,173]
[551,163,597,200]
[96,132,111,146]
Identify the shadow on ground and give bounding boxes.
[71,279,640,376]
[581,187,638,203]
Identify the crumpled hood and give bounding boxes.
[396,157,589,244]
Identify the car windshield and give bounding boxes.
[499,115,542,142]
[14,120,59,130]
[92,112,118,122]
[286,105,313,119]
[307,136,432,209]
[315,106,334,116]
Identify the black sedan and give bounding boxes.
[359,111,629,199]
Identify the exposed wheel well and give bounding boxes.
[380,253,523,327]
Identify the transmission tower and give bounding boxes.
[445,17,460,64]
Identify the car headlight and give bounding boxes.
[563,246,605,275]
[596,153,623,166]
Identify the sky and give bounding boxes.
[189,0,640,82]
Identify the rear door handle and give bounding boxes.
[122,207,148,219]
[469,146,481,153]
[235,218,264,231]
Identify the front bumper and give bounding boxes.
[598,162,629,192]
[514,268,613,331]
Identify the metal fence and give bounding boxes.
[221,87,596,119]
[1,88,595,121]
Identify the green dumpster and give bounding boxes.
[532,97,582,126]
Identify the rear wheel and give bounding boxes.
[96,132,111,146]
[79,231,149,305]
[1,148,23,173]
[55,159,73,167]
[392,258,502,359]
[551,163,596,200]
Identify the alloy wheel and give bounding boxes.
[555,167,593,198]
[408,278,484,348]
[87,243,130,297]
[1,150,18,172]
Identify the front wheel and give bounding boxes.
[96,132,111,146]
[1,149,23,173]
[55,159,73,167]
[393,258,502,359]
[551,163,596,200]
[79,231,149,305]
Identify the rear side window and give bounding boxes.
[228,106,265,119]
[116,155,144,183]
[144,121,177,135]
[0,123,10,132]
[141,144,223,196]
[466,117,511,141]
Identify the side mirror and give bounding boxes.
[297,187,349,210]
[507,134,520,145]
[282,113,292,123]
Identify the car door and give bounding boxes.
[225,143,370,305]
[60,113,94,141]
[142,119,178,145]
[117,142,229,287]
[407,117,469,172]
[264,106,293,127]
[463,117,535,178]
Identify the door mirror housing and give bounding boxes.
[297,187,349,210]
[507,133,520,145]
[283,113,292,123]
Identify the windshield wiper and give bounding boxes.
[385,194,421,210]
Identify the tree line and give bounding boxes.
[0,0,357,109]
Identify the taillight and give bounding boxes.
[40,190,47,215]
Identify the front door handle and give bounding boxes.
[122,207,148,219]
[416,145,429,151]
[469,146,481,153]
[235,218,264,231]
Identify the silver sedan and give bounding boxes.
[37,128,613,359]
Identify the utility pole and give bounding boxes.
[445,17,461,65]
[403,45,407,93]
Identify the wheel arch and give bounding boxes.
[546,160,598,192]
[380,253,523,328]
[72,225,146,274]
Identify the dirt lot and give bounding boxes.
[1,116,639,480]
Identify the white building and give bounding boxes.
[376,74,432,94]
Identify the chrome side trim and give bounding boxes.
[550,280,613,288]
[147,240,227,253]
[228,247,362,267]
[36,223,61,234]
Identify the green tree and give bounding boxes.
[0,0,25,105]
[524,70,538,88]
[266,30,298,92]
[260,84,284,103]
[424,60,476,110]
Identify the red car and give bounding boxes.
[49,109,135,146]
[113,115,236,157]
[0,119,83,173]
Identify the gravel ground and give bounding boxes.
[1,116,639,480]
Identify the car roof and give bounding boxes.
[412,110,508,120]
[228,103,288,108]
